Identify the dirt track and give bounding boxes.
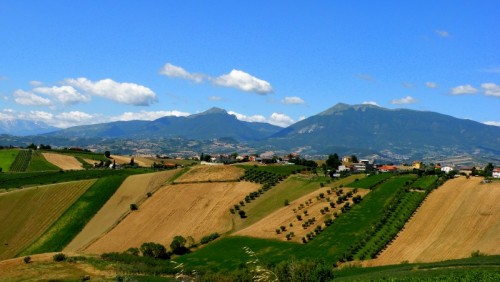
[64,171,176,252]
[42,153,83,170]
[367,177,500,265]
[84,181,259,254]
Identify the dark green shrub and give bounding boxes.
[53,253,67,262]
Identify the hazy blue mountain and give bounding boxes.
[46,108,283,141]
[0,119,58,136]
[267,103,500,158]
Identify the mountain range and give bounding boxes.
[1,103,499,163]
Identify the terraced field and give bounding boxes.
[0,180,95,259]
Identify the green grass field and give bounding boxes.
[411,175,438,190]
[20,175,130,255]
[26,151,60,172]
[237,164,306,176]
[9,149,31,172]
[346,173,393,189]
[0,168,149,189]
[0,149,19,172]
[178,174,416,270]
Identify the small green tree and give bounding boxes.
[140,242,169,259]
[170,235,189,255]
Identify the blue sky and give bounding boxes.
[0,1,499,128]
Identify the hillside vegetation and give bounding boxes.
[0,149,19,172]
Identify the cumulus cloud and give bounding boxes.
[228,110,295,127]
[112,110,190,121]
[481,83,500,97]
[13,90,52,106]
[282,96,305,105]
[425,82,438,88]
[269,113,295,127]
[391,96,416,105]
[65,77,158,106]
[228,111,267,123]
[435,30,450,37]
[362,101,379,106]
[159,63,205,83]
[484,121,500,127]
[451,84,478,95]
[33,85,91,105]
[212,70,273,94]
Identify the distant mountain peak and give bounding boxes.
[191,107,228,117]
[318,103,381,116]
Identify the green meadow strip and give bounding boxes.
[20,175,129,255]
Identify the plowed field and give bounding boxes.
[84,181,260,254]
[0,180,95,259]
[42,153,83,170]
[174,165,244,183]
[64,170,177,252]
[368,177,500,265]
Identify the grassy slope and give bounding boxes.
[0,180,95,259]
[20,175,130,255]
[346,173,392,189]
[0,149,19,172]
[334,255,500,281]
[178,174,414,270]
[26,151,60,172]
[234,174,361,230]
[0,168,148,189]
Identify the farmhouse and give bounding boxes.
[378,165,398,172]
[412,161,423,170]
[441,166,455,174]
[493,168,500,178]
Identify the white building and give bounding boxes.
[441,166,455,174]
[493,168,500,178]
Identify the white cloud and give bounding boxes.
[362,101,379,106]
[228,111,267,123]
[269,113,295,127]
[435,30,450,37]
[425,82,438,88]
[209,96,223,101]
[13,90,52,106]
[484,121,500,127]
[282,96,305,105]
[33,85,91,105]
[451,84,478,95]
[159,63,205,83]
[212,69,273,94]
[481,67,500,74]
[65,77,158,106]
[391,96,417,105]
[112,110,190,121]
[29,80,44,86]
[481,83,500,97]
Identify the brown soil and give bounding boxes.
[174,165,244,183]
[64,171,177,252]
[84,181,260,254]
[366,177,500,266]
[235,187,370,242]
[42,153,83,170]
